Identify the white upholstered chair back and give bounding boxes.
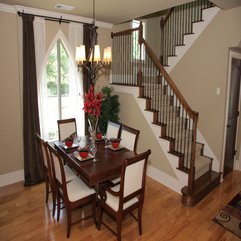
[106,121,121,139]
[120,125,140,153]
[57,118,77,141]
[51,151,63,184]
[121,129,137,151]
[123,159,145,197]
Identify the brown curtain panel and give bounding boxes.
[22,14,43,185]
[83,24,92,134]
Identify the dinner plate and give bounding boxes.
[74,153,94,162]
[107,144,124,151]
[62,143,78,150]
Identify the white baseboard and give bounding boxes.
[0,169,24,187]
[147,165,182,194]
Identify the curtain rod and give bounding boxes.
[17,11,92,26]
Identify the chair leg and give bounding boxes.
[45,181,49,203]
[66,207,72,238]
[116,216,122,241]
[92,199,97,226]
[52,193,56,217]
[56,193,61,221]
[138,205,143,235]
[97,205,103,230]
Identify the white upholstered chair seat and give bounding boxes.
[67,178,95,202]
[105,185,138,212]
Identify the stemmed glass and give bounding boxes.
[103,135,109,148]
[90,144,97,162]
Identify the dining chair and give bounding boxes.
[48,146,96,238]
[97,149,151,241]
[120,124,140,153]
[35,133,56,217]
[106,121,122,140]
[57,118,77,141]
[110,124,140,186]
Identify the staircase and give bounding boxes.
[111,0,221,206]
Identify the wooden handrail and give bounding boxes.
[111,21,199,191]
[142,38,198,119]
[111,27,140,38]
[160,7,174,27]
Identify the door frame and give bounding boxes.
[221,48,241,178]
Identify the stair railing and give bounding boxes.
[112,23,199,192]
[160,0,215,66]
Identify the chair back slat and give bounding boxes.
[51,152,63,184]
[106,121,122,139]
[120,125,140,152]
[57,118,77,141]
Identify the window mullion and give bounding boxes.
[57,40,62,119]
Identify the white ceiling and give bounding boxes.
[0,0,241,24]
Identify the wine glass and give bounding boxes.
[90,144,97,162]
[103,135,109,148]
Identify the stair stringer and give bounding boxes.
[113,85,188,194]
[196,130,220,172]
[165,6,220,73]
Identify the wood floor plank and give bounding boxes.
[0,170,241,241]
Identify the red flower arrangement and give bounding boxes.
[83,85,103,131]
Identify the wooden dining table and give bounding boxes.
[54,136,136,188]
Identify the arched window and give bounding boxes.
[40,32,84,140]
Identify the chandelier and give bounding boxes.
[75,0,112,84]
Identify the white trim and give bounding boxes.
[166,7,220,73]
[0,3,113,29]
[196,130,220,172]
[0,169,24,187]
[15,5,113,29]
[0,3,16,13]
[221,49,241,176]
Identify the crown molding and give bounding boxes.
[0,3,113,29]
[0,3,16,13]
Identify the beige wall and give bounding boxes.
[170,6,241,163]
[0,12,23,174]
[117,92,176,177]
[145,17,161,56]
[0,11,111,176]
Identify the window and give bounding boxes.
[131,20,146,60]
[42,38,83,140]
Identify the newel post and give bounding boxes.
[160,17,164,65]
[137,22,143,86]
[187,112,199,193]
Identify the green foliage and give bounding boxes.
[99,86,120,134]
[47,81,57,95]
[46,40,70,96]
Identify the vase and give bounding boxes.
[88,118,98,162]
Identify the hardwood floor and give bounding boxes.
[0,171,241,241]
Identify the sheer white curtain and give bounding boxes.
[34,19,85,140]
[68,23,85,136]
[33,17,47,139]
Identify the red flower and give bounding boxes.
[83,85,102,129]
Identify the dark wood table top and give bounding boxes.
[54,136,136,187]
